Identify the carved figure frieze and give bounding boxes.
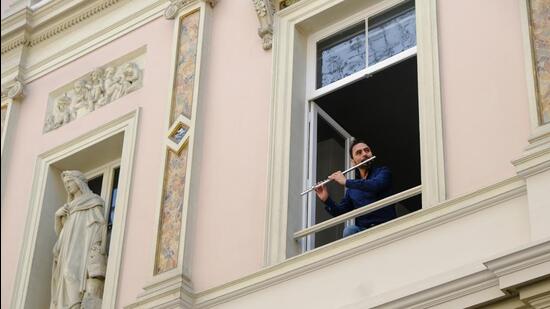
[51,170,107,309]
[44,59,143,133]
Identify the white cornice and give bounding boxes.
[351,239,550,309]
[512,138,550,177]
[1,0,169,85]
[1,0,124,54]
[124,173,528,308]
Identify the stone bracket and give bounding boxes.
[252,0,275,50]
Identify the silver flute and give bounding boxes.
[300,156,376,196]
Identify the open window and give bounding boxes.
[301,0,422,251]
[86,160,121,254]
[265,0,443,263]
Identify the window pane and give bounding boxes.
[317,22,366,88]
[368,1,416,66]
[108,167,120,229]
[314,116,347,247]
[105,167,120,255]
[88,175,103,196]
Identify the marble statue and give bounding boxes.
[103,66,123,103]
[89,68,105,108]
[51,170,107,309]
[45,94,72,131]
[72,80,93,119]
[120,62,141,96]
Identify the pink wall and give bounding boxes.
[1,1,271,304]
[1,0,536,305]
[0,17,174,308]
[1,0,14,17]
[188,0,271,292]
[438,0,531,198]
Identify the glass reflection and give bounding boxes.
[317,22,366,88]
[368,1,416,66]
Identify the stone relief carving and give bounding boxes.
[51,170,107,309]
[44,60,143,132]
[279,0,301,10]
[1,78,24,100]
[164,0,218,20]
[252,0,275,50]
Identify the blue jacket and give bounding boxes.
[324,165,395,228]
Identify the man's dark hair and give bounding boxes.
[349,139,370,157]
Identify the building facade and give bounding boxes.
[1,0,549,308]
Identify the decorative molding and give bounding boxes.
[512,139,550,178]
[125,273,194,308]
[10,109,140,309]
[263,0,446,266]
[154,8,202,274]
[43,48,145,133]
[1,0,123,55]
[126,2,212,308]
[485,240,550,290]
[519,279,550,308]
[1,0,168,86]
[349,240,550,309]
[126,173,531,308]
[164,0,217,20]
[1,77,24,100]
[1,97,19,203]
[251,0,275,50]
[190,176,527,308]
[278,0,302,10]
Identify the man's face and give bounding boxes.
[351,143,373,165]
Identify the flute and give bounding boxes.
[300,156,376,196]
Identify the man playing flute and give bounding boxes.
[315,139,396,237]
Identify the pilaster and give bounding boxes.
[1,77,24,202]
[125,0,214,307]
[514,0,550,243]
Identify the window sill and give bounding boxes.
[193,176,526,307]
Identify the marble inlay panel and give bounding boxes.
[156,147,188,273]
[43,48,145,133]
[529,0,550,124]
[1,105,7,137]
[156,10,201,274]
[170,11,200,122]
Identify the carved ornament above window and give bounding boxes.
[43,49,145,133]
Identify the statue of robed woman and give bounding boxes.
[51,170,107,309]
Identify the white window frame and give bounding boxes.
[10,109,139,309]
[301,0,421,252]
[304,102,354,251]
[84,159,121,229]
[307,0,417,100]
[265,0,445,265]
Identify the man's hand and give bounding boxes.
[314,184,329,202]
[329,171,346,186]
